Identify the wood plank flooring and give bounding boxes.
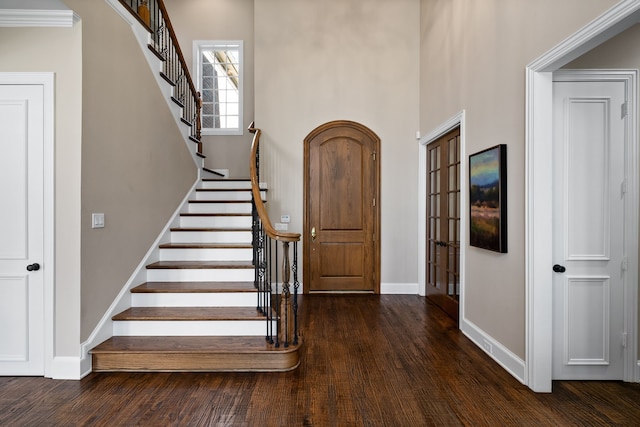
[2,295,640,426]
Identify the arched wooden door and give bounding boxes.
[303,120,380,293]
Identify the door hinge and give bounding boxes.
[621,256,628,272]
[622,102,628,118]
[372,151,377,161]
[373,232,376,242]
[373,198,376,207]
[621,181,627,197]
[622,331,628,348]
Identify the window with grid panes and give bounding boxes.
[193,40,243,135]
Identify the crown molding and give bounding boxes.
[0,9,80,27]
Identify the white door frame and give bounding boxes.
[0,72,55,377]
[526,0,640,392]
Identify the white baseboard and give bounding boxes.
[50,356,85,380]
[380,282,419,294]
[460,317,526,384]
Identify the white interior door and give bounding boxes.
[552,77,627,380]
[0,84,45,375]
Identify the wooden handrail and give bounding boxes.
[249,123,301,243]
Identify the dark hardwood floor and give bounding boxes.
[2,295,640,426]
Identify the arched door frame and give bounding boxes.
[303,120,381,294]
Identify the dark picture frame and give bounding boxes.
[469,144,507,253]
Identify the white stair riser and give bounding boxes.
[180,215,252,228]
[159,248,253,261]
[113,320,274,336]
[171,230,251,244]
[146,268,254,282]
[200,181,252,190]
[195,190,265,201]
[188,202,252,214]
[131,292,257,307]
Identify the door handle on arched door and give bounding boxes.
[311,227,317,241]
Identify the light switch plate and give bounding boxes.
[92,213,105,229]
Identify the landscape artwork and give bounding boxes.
[469,144,507,253]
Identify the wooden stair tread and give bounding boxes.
[113,307,266,321]
[196,188,257,192]
[91,336,296,353]
[188,200,263,204]
[131,281,256,293]
[180,213,252,217]
[201,178,250,182]
[146,261,254,269]
[170,227,251,232]
[158,243,252,249]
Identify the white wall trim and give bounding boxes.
[380,282,419,294]
[51,356,85,380]
[0,72,56,378]
[417,111,466,309]
[461,318,526,384]
[0,9,80,27]
[80,178,200,370]
[526,1,640,392]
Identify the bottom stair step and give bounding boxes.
[91,336,301,372]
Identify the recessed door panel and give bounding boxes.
[552,79,625,380]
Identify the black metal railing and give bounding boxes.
[249,123,301,347]
[117,0,202,153]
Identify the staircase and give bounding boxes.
[90,179,301,372]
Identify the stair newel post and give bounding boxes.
[280,241,291,348]
[292,241,299,345]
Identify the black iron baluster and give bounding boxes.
[274,241,280,348]
[266,232,273,344]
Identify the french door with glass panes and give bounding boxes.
[426,128,461,321]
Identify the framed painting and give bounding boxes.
[469,144,507,253]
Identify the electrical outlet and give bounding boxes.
[483,339,493,354]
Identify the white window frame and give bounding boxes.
[193,40,243,136]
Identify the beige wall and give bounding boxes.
[0,25,82,356]
[63,0,197,341]
[563,22,640,350]
[254,0,421,287]
[165,0,255,178]
[420,0,618,358]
